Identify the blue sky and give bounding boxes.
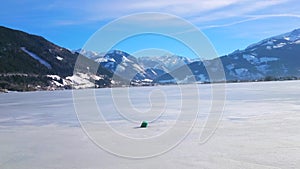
[1,0,300,58]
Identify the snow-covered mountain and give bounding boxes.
[246,28,300,50]
[77,49,181,83]
[155,28,300,83]
[222,28,300,80]
[77,49,199,83]
[89,50,149,82]
[137,55,197,72]
[76,28,300,85]
[73,48,102,59]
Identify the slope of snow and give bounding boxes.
[235,68,248,76]
[122,56,133,63]
[273,42,286,48]
[46,75,70,87]
[103,62,115,69]
[197,74,207,81]
[294,40,300,44]
[138,55,194,71]
[66,73,101,89]
[226,64,234,70]
[74,49,100,58]
[242,54,259,64]
[95,57,108,63]
[56,56,63,61]
[260,57,279,62]
[246,40,274,50]
[266,46,272,50]
[256,64,269,74]
[52,80,64,87]
[242,54,279,65]
[47,75,61,80]
[21,47,52,69]
[273,28,300,42]
[246,28,300,50]
[115,64,126,72]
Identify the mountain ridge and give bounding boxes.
[154,28,300,83]
[1,25,300,91]
[0,26,113,91]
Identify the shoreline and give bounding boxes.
[1,79,299,94]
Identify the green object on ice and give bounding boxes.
[140,121,148,128]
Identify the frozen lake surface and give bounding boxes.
[0,81,300,169]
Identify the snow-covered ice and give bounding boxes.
[0,80,300,169]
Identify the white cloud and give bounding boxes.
[189,0,290,23]
[122,0,239,16]
[48,0,298,29]
[200,13,300,29]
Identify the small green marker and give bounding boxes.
[140,121,148,128]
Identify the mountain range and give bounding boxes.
[77,28,300,84]
[0,25,299,91]
[155,29,300,83]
